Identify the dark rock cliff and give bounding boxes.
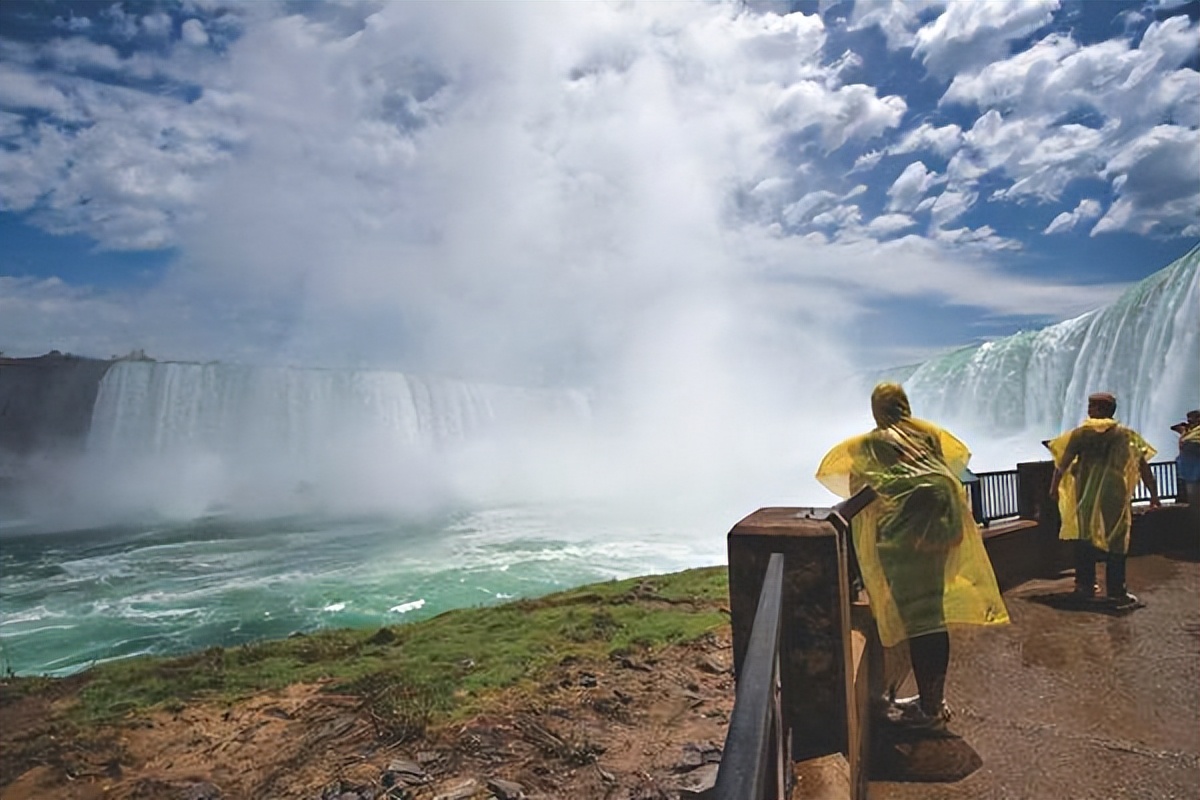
[0,352,115,457]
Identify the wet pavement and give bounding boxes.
[871,553,1200,800]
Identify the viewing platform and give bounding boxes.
[711,460,1198,800]
[873,550,1199,800]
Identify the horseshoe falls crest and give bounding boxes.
[902,246,1199,465]
[81,362,594,516]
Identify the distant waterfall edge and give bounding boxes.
[899,245,1199,462]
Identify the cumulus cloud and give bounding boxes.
[937,16,1199,229]
[851,0,1059,78]
[773,81,907,150]
[889,121,963,159]
[848,0,946,51]
[913,0,1060,78]
[864,213,918,238]
[181,19,209,47]
[929,189,978,228]
[141,12,173,39]
[1044,198,1103,234]
[851,149,883,172]
[886,161,943,211]
[1093,125,1200,236]
[943,19,1199,128]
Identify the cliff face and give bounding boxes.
[0,353,115,457]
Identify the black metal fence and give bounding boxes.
[967,460,1178,526]
[1135,460,1177,503]
[707,552,788,800]
[967,470,1021,527]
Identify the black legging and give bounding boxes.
[877,544,949,714]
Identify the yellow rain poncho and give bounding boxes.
[1049,418,1156,555]
[816,383,1008,648]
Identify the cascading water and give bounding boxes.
[72,361,594,520]
[88,361,590,459]
[903,246,1199,461]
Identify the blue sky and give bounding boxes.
[0,0,1197,382]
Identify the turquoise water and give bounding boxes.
[0,503,724,676]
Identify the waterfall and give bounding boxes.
[62,362,594,518]
[903,246,1199,456]
[87,361,591,459]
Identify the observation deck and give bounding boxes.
[872,549,1199,800]
[712,460,1198,800]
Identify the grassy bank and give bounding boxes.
[3,566,730,737]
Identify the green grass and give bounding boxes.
[5,566,730,736]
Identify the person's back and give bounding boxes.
[1049,392,1159,602]
[857,419,964,553]
[816,382,1007,735]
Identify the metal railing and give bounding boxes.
[710,488,876,800]
[1134,460,1177,503]
[968,470,1021,527]
[966,460,1178,526]
[707,551,788,800]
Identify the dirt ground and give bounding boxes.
[0,631,736,800]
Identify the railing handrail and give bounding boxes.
[712,488,877,800]
[965,459,1178,526]
[708,552,787,800]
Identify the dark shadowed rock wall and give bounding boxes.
[0,353,115,457]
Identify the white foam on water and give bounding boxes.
[0,606,67,626]
[389,598,426,614]
[0,624,78,638]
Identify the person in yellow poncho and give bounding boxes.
[816,383,1009,733]
[1049,392,1160,604]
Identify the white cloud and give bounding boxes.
[850,0,1059,79]
[848,0,946,51]
[851,149,883,172]
[889,121,963,158]
[929,225,1021,251]
[782,190,840,226]
[936,17,1200,220]
[41,37,124,72]
[886,161,942,212]
[864,213,917,237]
[0,277,133,357]
[1092,125,1200,236]
[943,19,1199,128]
[749,231,1115,319]
[1044,198,1103,234]
[929,189,978,228]
[141,12,173,39]
[181,19,210,47]
[0,64,71,115]
[773,81,907,150]
[812,203,862,230]
[913,0,1060,78]
[101,4,140,41]
[53,15,93,33]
